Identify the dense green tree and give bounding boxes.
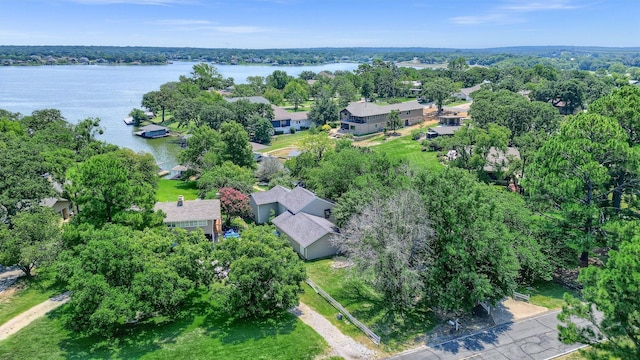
[308,90,338,125]
[69,150,158,226]
[212,225,306,319]
[57,224,211,336]
[128,108,146,127]
[263,86,284,105]
[197,161,255,197]
[266,70,292,90]
[558,229,640,359]
[523,113,631,263]
[178,125,224,170]
[386,109,402,135]
[442,122,511,175]
[189,63,228,90]
[142,82,179,123]
[0,207,62,277]
[283,81,308,111]
[220,121,254,169]
[199,103,233,130]
[421,77,458,114]
[251,117,274,145]
[332,76,358,108]
[589,85,640,146]
[532,79,584,114]
[414,168,521,312]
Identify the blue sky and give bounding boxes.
[1,0,638,48]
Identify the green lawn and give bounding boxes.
[304,259,435,352]
[0,289,327,360]
[0,269,67,326]
[372,136,443,172]
[516,281,580,310]
[283,100,314,112]
[258,131,310,153]
[156,180,199,202]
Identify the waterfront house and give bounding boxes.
[272,105,312,133]
[135,124,169,138]
[339,100,424,135]
[154,196,222,240]
[250,186,338,260]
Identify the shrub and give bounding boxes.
[289,127,296,134]
[321,124,331,132]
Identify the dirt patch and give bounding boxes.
[331,258,354,269]
[0,282,25,303]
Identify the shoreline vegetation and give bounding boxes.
[1,45,638,70]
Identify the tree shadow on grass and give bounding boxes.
[328,279,436,351]
[56,288,212,360]
[199,296,298,346]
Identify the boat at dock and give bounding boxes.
[123,117,134,125]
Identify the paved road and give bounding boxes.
[389,311,587,360]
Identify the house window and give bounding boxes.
[167,220,208,228]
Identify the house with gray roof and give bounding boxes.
[154,196,222,240]
[250,186,338,260]
[271,105,311,134]
[339,100,424,135]
[135,124,169,138]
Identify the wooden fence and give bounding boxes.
[306,279,381,345]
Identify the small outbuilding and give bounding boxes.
[135,124,169,138]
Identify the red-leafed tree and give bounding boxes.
[218,187,252,227]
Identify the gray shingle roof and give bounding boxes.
[272,211,336,247]
[272,105,292,121]
[279,186,317,214]
[289,111,309,121]
[432,126,462,136]
[154,199,221,222]
[250,185,290,205]
[343,100,423,117]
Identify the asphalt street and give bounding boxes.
[389,310,587,360]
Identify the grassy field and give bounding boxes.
[258,131,310,153]
[0,269,66,326]
[304,259,435,352]
[0,289,327,360]
[372,136,443,172]
[156,180,199,202]
[516,281,580,310]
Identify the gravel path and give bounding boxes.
[0,268,23,293]
[291,302,377,360]
[0,291,70,341]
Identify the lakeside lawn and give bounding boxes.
[257,131,309,153]
[0,288,328,360]
[0,268,66,327]
[304,259,435,353]
[156,179,199,202]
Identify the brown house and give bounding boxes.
[339,100,424,135]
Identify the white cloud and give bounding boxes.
[450,13,522,25]
[154,19,213,26]
[500,0,580,11]
[213,26,271,34]
[450,0,580,25]
[68,0,195,5]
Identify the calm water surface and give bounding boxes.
[0,62,359,169]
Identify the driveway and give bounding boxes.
[388,311,587,360]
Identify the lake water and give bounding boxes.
[0,62,359,170]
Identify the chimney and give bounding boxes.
[177,195,184,207]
